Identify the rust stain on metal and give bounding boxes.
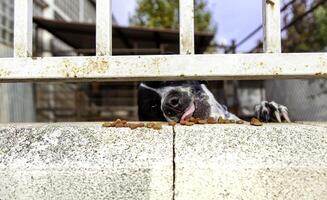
[271,66,282,75]
[319,56,327,67]
[15,44,32,57]
[181,34,193,55]
[0,69,11,77]
[60,57,109,78]
[315,72,327,76]
[266,0,275,6]
[151,57,167,67]
[149,57,168,74]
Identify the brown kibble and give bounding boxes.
[115,123,125,128]
[121,120,127,124]
[217,117,225,124]
[195,118,201,123]
[128,123,139,129]
[152,123,162,130]
[236,120,244,124]
[126,122,145,130]
[135,123,145,128]
[146,122,155,128]
[185,121,195,126]
[180,120,187,125]
[188,117,198,123]
[250,117,263,126]
[207,117,217,124]
[197,119,207,124]
[168,121,177,126]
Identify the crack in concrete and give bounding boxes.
[172,125,176,200]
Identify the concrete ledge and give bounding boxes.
[0,122,326,199]
[0,123,173,200]
[174,123,327,200]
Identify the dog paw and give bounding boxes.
[254,101,291,123]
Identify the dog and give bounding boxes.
[138,81,290,123]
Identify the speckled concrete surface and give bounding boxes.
[0,123,173,200]
[174,123,327,200]
[0,123,326,200]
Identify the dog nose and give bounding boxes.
[168,97,180,107]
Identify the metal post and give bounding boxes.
[179,0,195,55]
[14,0,33,57]
[96,0,112,56]
[262,0,282,53]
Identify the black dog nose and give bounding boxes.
[168,97,180,107]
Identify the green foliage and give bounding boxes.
[130,0,216,33]
[284,1,327,52]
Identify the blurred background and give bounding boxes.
[0,0,326,122]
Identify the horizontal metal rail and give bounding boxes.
[4,0,326,83]
[0,53,326,82]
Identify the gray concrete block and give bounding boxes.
[174,123,327,200]
[0,123,173,200]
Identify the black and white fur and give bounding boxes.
[138,81,290,123]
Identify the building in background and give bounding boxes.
[0,0,98,122]
[0,0,13,57]
[1,0,214,122]
[0,0,36,122]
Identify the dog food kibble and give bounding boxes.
[146,122,154,128]
[217,117,225,124]
[197,119,207,124]
[250,117,263,126]
[152,123,162,130]
[185,121,195,126]
[180,120,187,125]
[103,116,248,130]
[128,123,140,130]
[168,121,177,126]
[135,123,145,128]
[188,117,200,123]
[207,117,217,124]
[236,120,244,124]
[102,119,148,130]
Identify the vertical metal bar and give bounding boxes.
[179,0,195,55]
[262,0,282,53]
[14,0,33,57]
[96,0,112,56]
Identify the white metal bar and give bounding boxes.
[179,0,195,55]
[14,0,33,57]
[262,0,282,53]
[0,53,326,81]
[96,0,112,56]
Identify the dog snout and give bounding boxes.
[168,97,180,107]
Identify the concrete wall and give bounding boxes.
[0,123,326,199]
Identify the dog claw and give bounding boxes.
[281,111,291,123]
[274,111,282,123]
[255,101,291,123]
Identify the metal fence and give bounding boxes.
[0,0,326,90]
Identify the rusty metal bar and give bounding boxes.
[0,53,326,82]
[179,0,195,55]
[14,0,33,57]
[96,0,112,56]
[262,0,282,53]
